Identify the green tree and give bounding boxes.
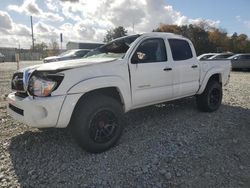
[236,34,249,53]
[229,32,238,52]
[32,42,48,58]
[33,42,48,51]
[185,24,210,55]
[154,23,211,55]
[154,23,250,54]
[208,28,230,52]
[104,26,127,42]
[154,24,182,34]
[48,39,59,56]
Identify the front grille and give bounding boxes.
[11,72,25,92]
[9,104,24,116]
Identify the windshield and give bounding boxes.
[84,34,141,59]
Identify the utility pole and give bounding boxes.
[16,43,20,70]
[30,16,35,51]
[60,33,63,50]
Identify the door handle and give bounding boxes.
[163,67,172,71]
[191,65,198,68]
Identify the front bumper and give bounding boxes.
[7,92,65,128]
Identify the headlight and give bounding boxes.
[27,72,64,97]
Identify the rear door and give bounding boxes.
[129,37,173,107]
[168,39,200,98]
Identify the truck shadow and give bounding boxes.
[8,97,250,187]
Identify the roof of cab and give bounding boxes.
[141,32,185,39]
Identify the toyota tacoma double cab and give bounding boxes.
[7,33,231,153]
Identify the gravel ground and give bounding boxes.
[0,62,250,188]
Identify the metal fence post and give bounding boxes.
[15,53,20,70]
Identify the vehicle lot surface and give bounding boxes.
[0,62,250,187]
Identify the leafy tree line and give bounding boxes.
[153,23,250,55]
[104,24,250,55]
[31,39,60,58]
[33,22,250,58]
[103,26,128,43]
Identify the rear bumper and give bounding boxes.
[7,92,65,128]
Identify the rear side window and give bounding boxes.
[168,39,193,61]
[241,55,250,60]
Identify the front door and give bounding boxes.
[129,37,173,108]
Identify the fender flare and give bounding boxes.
[197,68,223,95]
[67,75,132,111]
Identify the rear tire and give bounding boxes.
[196,80,222,112]
[70,94,124,153]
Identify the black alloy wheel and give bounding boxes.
[208,88,221,108]
[89,110,118,143]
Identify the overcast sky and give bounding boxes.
[0,0,249,49]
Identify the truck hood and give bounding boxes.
[23,57,117,72]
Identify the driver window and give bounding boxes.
[132,38,167,63]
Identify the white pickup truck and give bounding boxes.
[7,32,231,153]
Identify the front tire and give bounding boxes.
[196,80,222,112]
[70,94,124,153]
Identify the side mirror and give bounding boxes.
[131,52,147,64]
[131,53,139,64]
